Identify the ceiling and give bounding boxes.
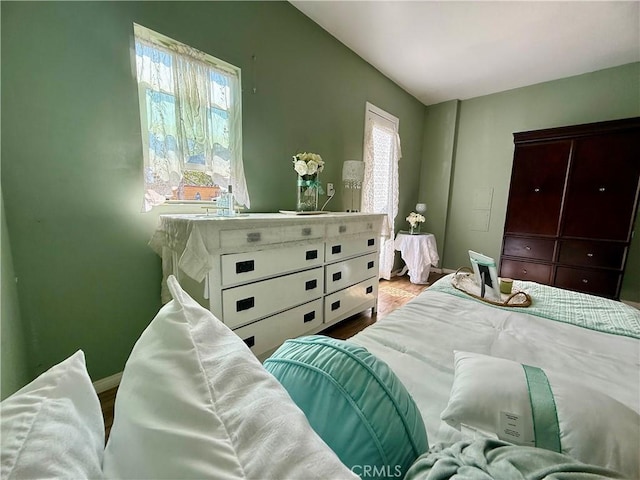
[290,1,640,106]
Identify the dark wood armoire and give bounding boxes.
[500,117,640,299]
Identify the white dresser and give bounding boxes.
[150,213,385,358]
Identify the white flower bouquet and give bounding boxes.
[292,152,325,176]
[292,152,325,211]
[406,211,425,233]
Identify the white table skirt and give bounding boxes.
[394,232,439,284]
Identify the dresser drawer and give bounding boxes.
[324,278,378,324]
[222,267,324,329]
[220,226,282,248]
[234,299,323,358]
[221,242,323,287]
[280,224,324,243]
[500,259,551,284]
[558,240,625,269]
[503,237,555,262]
[326,235,377,263]
[220,223,324,249]
[554,267,620,298]
[325,252,378,294]
[326,220,377,237]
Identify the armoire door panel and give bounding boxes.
[562,132,640,241]
[504,141,571,235]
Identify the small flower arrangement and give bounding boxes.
[406,211,425,233]
[292,152,325,176]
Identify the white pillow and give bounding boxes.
[441,351,640,479]
[103,275,357,480]
[0,350,105,479]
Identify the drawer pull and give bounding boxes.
[598,187,606,192]
[331,300,341,311]
[367,261,374,269]
[303,311,316,323]
[332,245,342,255]
[534,188,540,193]
[246,232,261,243]
[582,279,589,284]
[366,285,373,294]
[305,279,318,290]
[301,227,312,236]
[339,225,347,233]
[332,272,342,282]
[367,238,375,247]
[243,336,255,348]
[236,297,255,312]
[587,253,594,257]
[525,246,531,251]
[235,260,255,274]
[522,269,527,275]
[306,249,318,260]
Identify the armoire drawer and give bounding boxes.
[500,259,551,284]
[557,240,626,270]
[234,299,323,358]
[554,267,620,298]
[325,235,377,263]
[324,252,377,294]
[221,242,323,287]
[503,236,555,262]
[324,278,378,325]
[222,267,324,329]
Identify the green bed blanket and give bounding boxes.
[405,439,627,480]
[429,275,640,339]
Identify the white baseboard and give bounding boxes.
[93,372,122,394]
[442,268,456,274]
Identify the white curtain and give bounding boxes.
[135,27,249,211]
[362,112,401,280]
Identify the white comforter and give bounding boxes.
[350,281,640,446]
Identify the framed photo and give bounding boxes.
[468,250,501,300]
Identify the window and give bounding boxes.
[361,102,401,280]
[134,24,249,211]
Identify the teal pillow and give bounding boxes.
[264,335,428,480]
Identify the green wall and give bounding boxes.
[423,63,640,301]
[1,1,426,381]
[1,192,30,399]
[418,100,459,263]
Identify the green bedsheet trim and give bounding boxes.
[522,365,561,453]
[429,275,640,339]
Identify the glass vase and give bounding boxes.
[296,173,319,212]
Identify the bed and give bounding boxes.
[2,273,638,479]
[348,273,640,477]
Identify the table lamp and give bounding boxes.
[415,203,427,214]
[342,160,365,212]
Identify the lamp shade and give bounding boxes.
[342,161,365,182]
[415,203,427,214]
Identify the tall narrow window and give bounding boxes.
[134,24,249,211]
[362,102,401,280]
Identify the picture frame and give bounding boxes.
[468,250,501,300]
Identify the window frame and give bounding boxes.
[133,23,246,210]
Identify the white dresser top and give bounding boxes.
[150,212,386,285]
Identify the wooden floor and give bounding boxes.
[98,271,445,441]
